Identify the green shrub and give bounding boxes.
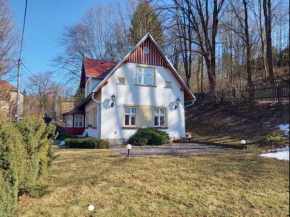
[56,132,72,140]
[19,184,51,199]
[0,121,26,216]
[16,116,56,185]
[260,132,288,148]
[128,127,170,146]
[65,138,110,149]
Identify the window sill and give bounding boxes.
[134,84,157,87]
[116,83,126,85]
[122,127,140,129]
[154,127,169,129]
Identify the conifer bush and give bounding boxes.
[0,120,26,216]
[128,127,170,146]
[16,116,56,185]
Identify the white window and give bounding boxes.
[66,115,73,127]
[154,108,166,127]
[74,115,84,127]
[137,67,154,85]
[124,107,137,126]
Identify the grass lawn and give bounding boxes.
[17,146,289,217]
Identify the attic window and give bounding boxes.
[144,47,149,54]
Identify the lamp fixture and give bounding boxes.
[111,93,116,107]
[175,97,180,109]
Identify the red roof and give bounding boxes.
[83,58,117,78]
[0,81,17,92]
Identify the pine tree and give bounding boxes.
[129,2,164,48]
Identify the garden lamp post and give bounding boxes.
[240,140,246,149]
[188,134,191,142]
[126,144,132,157]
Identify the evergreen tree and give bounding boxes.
[74,88,85,108]
[129,2,164,48]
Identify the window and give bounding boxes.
[66,115,73,127]
[137,67,154,85]
[117,77,125,85]
[154,108,166,126]
[165,81,172,88]
[74,115,84,127]
[124,107,137,126]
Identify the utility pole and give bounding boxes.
[15,59,21,122]
[53,90,57,121]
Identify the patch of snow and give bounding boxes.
[261,147,289,161]
[277,124,289,137]
[59,140,65,146]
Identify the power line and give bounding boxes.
[19,0,28,59]
[21,62,34,76]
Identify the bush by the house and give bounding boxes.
[65,138,110,149]
[56,132,72,140]
[0,117,56,216]
[128,127,170,146]
[260,132,288,148]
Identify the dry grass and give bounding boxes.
[17,146,289,217]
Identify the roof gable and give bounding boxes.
[126,38,166,66]
[91,33,195,100]
[80,58,117,88]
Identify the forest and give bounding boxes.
[53,0,289,100]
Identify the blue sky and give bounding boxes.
[9,0,112,89]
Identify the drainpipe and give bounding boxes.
[91,92,101,138]
[184,99,196,108]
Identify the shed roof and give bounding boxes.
[0,81,17,92]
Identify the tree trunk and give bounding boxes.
[263,0,274,84]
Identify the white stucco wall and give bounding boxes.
[97,62,185,140]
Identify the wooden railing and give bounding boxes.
[194,82,290,102]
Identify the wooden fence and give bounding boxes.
[195,82,290,102]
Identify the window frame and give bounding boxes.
[154,108,166,127]
[74,115,84,128]
[117,77,126,85]
[66,115,73,128]
[124,107,137,127]
[136,66,155,86]
[165,81,172,88]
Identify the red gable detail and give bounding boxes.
[80,58,117,88]
[126,38,165,66]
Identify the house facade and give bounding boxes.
[0,81,24,122]
[63,33,195,143]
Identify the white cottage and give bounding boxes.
[63,33,195,143]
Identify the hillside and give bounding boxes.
[185,100,289,145]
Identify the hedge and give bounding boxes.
[65,138,110,149]
[0,117,56,216]
[128,127,170,146]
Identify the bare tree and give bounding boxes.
[0,0,19,80]
[25,71,56,116]
[53,2,132,86]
